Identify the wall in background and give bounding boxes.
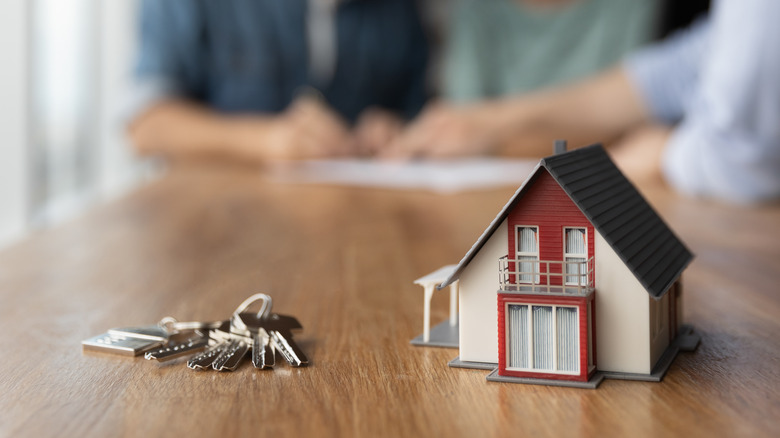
[0,0,145,249]
[0,0,30,248]
[96,0,146,201]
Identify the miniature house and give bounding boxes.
[412,143,699,388]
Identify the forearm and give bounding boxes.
[488,67,652,156]
[128,99,274,162]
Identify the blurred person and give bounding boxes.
[443,0,660,102]
[127,0,428,163]
[386,0,779,203]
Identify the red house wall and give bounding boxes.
[497,293,596,382]
[507,170,595,286]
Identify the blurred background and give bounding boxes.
[0,0,146,249]
[0,0,714,249]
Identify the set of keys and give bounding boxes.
[82,294,308,371]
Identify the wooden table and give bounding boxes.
[1,163,778,437]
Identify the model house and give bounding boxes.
[413,143,699,388]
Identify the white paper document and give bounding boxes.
[268,158,537,194]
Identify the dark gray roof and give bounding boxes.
[439,144,693,299]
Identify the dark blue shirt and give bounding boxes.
[135,0,429,123]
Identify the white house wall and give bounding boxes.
[458,219,507,364]
[594,232,651,374]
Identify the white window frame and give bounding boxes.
[515,226,539,284]
[505,303,581,375]
[563,227,588,286]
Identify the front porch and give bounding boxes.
[409,265,460,348]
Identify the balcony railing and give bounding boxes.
[498,256,594,295]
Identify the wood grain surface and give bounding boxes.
[0,163,778,438]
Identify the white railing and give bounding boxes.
[498,256,594,295]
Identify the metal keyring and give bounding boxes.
[233,293,273,318]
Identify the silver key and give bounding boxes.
[185,320,231,369]
[144,333,210,362]
[83,317,184,356]
[238,312,308,368]
[144,318,223,361]
[82,333,162,356]
[108,324,168,342]
[234,293,309,368]
[266,315,308,367]
[187,343,229,369]
[230,294,277,369]
[207,317,251,371]
[251,329,274,369]
[210,339,250,371]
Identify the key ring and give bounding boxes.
[231,293,273,333]
[233,293,273,319]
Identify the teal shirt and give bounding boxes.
[444,0,660,101]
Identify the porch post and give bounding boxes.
[423,284,434,343]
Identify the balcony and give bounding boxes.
[498,256,594,295]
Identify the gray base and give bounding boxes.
[486,369,605,389]
[410,320,459,349]
[484,325,700,388]
[447,356,496,370]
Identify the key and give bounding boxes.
[108,316,186,342]
[238,312,309,367]
[144,334,210,362]
[232,292,309,368]
[144,318,224,362]
[82,333,162,356]
[227,293,275,370]
[184,320,231,369]
[266,316,308,367]
[233,312,274,369]
[108,324,168,342]
[83,318,181,356]
[252,328,274,369]
[187,343,229,370]
[210,339,250,371]
[208,317,251,371]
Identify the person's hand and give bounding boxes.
[380,101,504,160]
[233,96,357,162]
[354,107,405,157]
[608,124,672,185]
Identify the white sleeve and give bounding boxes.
[662,0,780,203]
[623,18,709,124]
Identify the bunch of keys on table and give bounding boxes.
[82,293,308,371]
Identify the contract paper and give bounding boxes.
[268,158,537,194]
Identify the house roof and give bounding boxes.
[439,144,693,299]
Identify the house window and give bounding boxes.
[507,304,579,373]
[516,226,539,283]
[564,228,587,286]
